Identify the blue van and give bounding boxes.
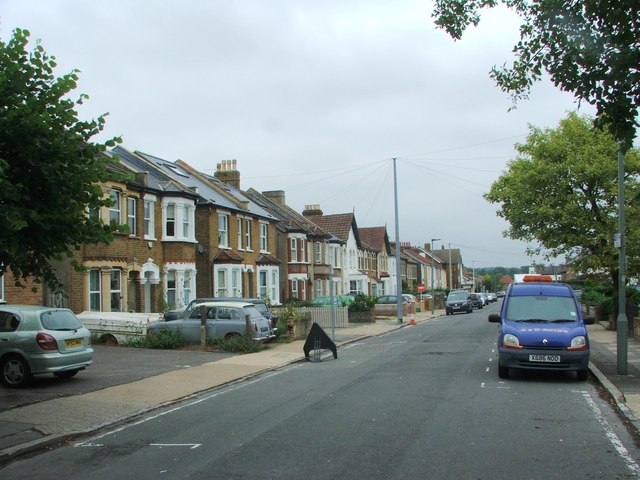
[488,276,595,380]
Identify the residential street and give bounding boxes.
[2,303,639,479]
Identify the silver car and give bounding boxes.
[0,305,94,388]
[149,301,276,343]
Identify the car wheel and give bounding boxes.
[1,355,32,388]
[479,305,483,309]
[54,369,79,380]
[498,365,509,379]
[225,332,241,340]
[576,369,589,381]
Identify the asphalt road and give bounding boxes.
[0,345,233,411]
[2,303,639,479]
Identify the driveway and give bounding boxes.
[0,345,233,412]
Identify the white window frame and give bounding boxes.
[109,189,121,226]
[166,270,176,307]
[315,243,322,264]
[110,269,122,312]
[162,197,196,242]
[245,219,252,251]
[290,238,298,263]
[127,197,137,236]
[88,269,101,311]
[217,268,228,297]
[237,217,243,250]
[260,222,268,252]
[219,213,229,248]
[144,196,156,240]
[0,271,4,303]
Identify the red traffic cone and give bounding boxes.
[409,312,416,325]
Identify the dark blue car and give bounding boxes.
[488,276,595,380]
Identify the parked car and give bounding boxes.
[149,301,276,343]
[376,295,408,305]
[163,297,278,329]
[445,291,472,315]
[310,295,354,307]
[468,293,484,309]
[487,292,497,302]
[0,305,94,388]
[478,293,488,306]
[488,275,595,380]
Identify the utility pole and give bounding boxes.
[616,140,628,374]
[448,243,452,290]
[393,158,403,323]
[431,238,440,314]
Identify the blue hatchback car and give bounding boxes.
[488,276,595,380]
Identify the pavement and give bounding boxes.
[1,308,639,466]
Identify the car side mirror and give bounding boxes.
[583,315,596,325]
[488,313,501,323]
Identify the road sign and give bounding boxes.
[417,284,426,292]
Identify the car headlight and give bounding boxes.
[502,333,523,349]
[568,335,587,351]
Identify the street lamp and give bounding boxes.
[431,238,440,314]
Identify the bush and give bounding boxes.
[348,293,376,312]
[126,330,186,349]
[213,335,265,353]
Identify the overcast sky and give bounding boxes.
[2,0,596,269]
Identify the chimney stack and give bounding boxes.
[302,204,323,217]
[214,159,241,189]
[263,190,286,207]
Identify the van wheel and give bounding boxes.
[1,355,32,388]
[576,369,589,381]
[498,365,509,379]
[225,332,240,340]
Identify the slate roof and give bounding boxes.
[111,146,199,197]
[358,227,390,254]
[117,148,277,222]
[305,212,360,246]
[432,248,462,265]
[245,189,332,239]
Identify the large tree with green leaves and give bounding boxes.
[485,112,640,286]
[432,0,639,148]
[0,28,122,291]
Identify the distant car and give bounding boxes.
[310,295,354,307]
[163,297,278,329]
[402,294,417,304]
[0,305,94,388]
[149,301,276,343]
[468,293,484,309]
[376,295,408,305]
[497,291,506,298]
[446,291,472,315]
[479,293,489,306]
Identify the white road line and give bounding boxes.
[74,364,303,447]
[581,391,640,476]
[150,443,201,449]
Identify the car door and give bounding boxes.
[0,310,19,351]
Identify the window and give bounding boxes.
[166,270,176,307]
[89,270,101,311]
[110,269,122,312]
[182,205,191,238]
[315,243,322,264]
[291,279,298,299]
[217,269,227,296]
[301,239,306,262]
[260,223,268,251]
[183,275,191,305]
[166,204,175,237]
[259,271,267,297]
[245,219,252,250]
[271,270,277,301]
[237,218,243,249]
[231,269,240,297]
[109,190,121,226]
[290,238,298,262]
[219,213,229,247]
[127,197,136,236]
[144,198,155,239]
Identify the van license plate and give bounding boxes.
[529,354,560,363]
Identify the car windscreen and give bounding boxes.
[40,310,84,331]
[505,295,578,322]
[447,292,466,301]
[243,306,265,321]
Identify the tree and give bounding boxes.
[485,112,640,290]
[432,1,639,148]
[0,28,123,291]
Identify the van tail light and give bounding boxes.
[36,332,59,351]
